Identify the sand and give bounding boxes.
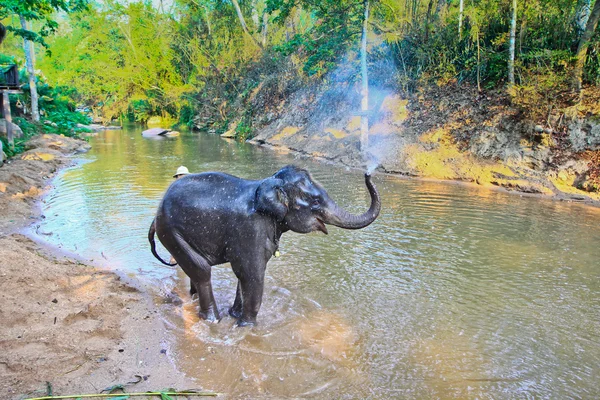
[0,135,196,399]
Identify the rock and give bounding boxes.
[220,129,236,138]
[78,123,121,132]
[568,119,600,151]
[141,128,170,137]
[558,170,569,182]
[0,119,23,138]
[534,125,553,134]
[21,152,56,162]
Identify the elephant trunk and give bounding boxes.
[323,173,381,229]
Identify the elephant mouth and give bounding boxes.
[315,218,328,235]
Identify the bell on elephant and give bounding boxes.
[149,165,381,326]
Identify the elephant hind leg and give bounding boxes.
[229,281,242,319]
[171,236,219,322]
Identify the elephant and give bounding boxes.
[148,165,381,326]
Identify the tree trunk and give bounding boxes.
[575,0,592,36]
[458,0,464,40]
[231,0,263,49]
[477,33,481,91]
[508,0,517,88]
[20,15,40,122]
[518,0,527,55]
[2,91,14,149]
[435,0,447,15]
[573,0,600,93]
[251,0,260,28]
[425,0,435,42]
[262,12,268,47]
[0,22,6,45]
[360,0,369,153]
[204,4,212,36]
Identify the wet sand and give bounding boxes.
[0,135,194,399]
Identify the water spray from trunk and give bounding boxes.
[360,0,370,157]
[360,0,380,176]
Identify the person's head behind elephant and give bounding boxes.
[255,165,380,235]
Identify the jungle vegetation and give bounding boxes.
[0,0,599,133]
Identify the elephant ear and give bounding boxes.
[255,178,288,221]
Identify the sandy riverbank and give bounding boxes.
[0,135,195,399]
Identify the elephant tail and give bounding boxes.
[148,218,177,266]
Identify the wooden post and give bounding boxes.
[2,90,13,150]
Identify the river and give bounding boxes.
[34,126,600,398]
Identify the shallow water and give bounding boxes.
[36,126,600,398]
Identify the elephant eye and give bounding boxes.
[311,199,320,208]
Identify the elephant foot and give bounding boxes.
[237,317,257,327]
[198,309,220,323]
[228,306,242,319]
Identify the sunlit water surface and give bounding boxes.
[35,127,600,398]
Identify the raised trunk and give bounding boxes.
[20,15,40,122]
[323,174,381,230]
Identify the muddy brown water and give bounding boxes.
[34,126,600,398]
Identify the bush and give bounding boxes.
[0,118,40,158]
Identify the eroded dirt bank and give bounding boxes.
[0,135,193,399]
[195,69,600,204]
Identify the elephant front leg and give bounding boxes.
[229,281,243,319]
[231,260,267,327]
[238,273,265,327]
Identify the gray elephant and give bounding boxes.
[149,165,381,326]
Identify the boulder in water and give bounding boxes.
[142,128,171,137]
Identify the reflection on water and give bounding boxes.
[37,126,600,398]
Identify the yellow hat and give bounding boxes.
[173,166,190,178]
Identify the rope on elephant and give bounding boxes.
[24,390,219,399]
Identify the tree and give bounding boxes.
[19,16,40,121]
[0,0,88,121]
[508,0,517,88]
[0,22,5,45]
[573,0,600,92]
[231,0,264,48]
[458,0,464,40]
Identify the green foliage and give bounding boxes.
[235,119,253,141]
[269,0,366,76]
[0,0,88,47]
[1,0,598,135]
[39,2,193,123]
[0,117,39,157]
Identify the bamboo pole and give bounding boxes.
[24,391,218,400]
